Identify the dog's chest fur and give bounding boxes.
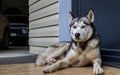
[65,36,99,58]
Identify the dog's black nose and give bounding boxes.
[75,33,80,38]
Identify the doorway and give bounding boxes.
[0,0,33,62]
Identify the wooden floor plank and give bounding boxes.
[0,63,119,75]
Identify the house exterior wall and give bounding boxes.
[29,0,59,54]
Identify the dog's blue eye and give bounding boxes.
[81,26,86,28]
[73,26,76,28]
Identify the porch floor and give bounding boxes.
[0,63,119,75]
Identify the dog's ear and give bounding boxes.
[87,9,94,23]
[69,11,73,24]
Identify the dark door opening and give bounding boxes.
[0,0,32,63]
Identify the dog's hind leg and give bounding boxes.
[46,43,70,64]
[35,42,70,66]
[35,47,56,66]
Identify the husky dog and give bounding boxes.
[35,9,104,75]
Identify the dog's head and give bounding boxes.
[69,9,95,42]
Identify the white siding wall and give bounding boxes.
[29,0,59,54]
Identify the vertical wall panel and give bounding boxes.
[59,0,71,42]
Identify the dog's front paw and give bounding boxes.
[43,66,54,73]
[93,66,104,75]
[43,63,59,73]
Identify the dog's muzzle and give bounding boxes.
[75,33,80,39]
